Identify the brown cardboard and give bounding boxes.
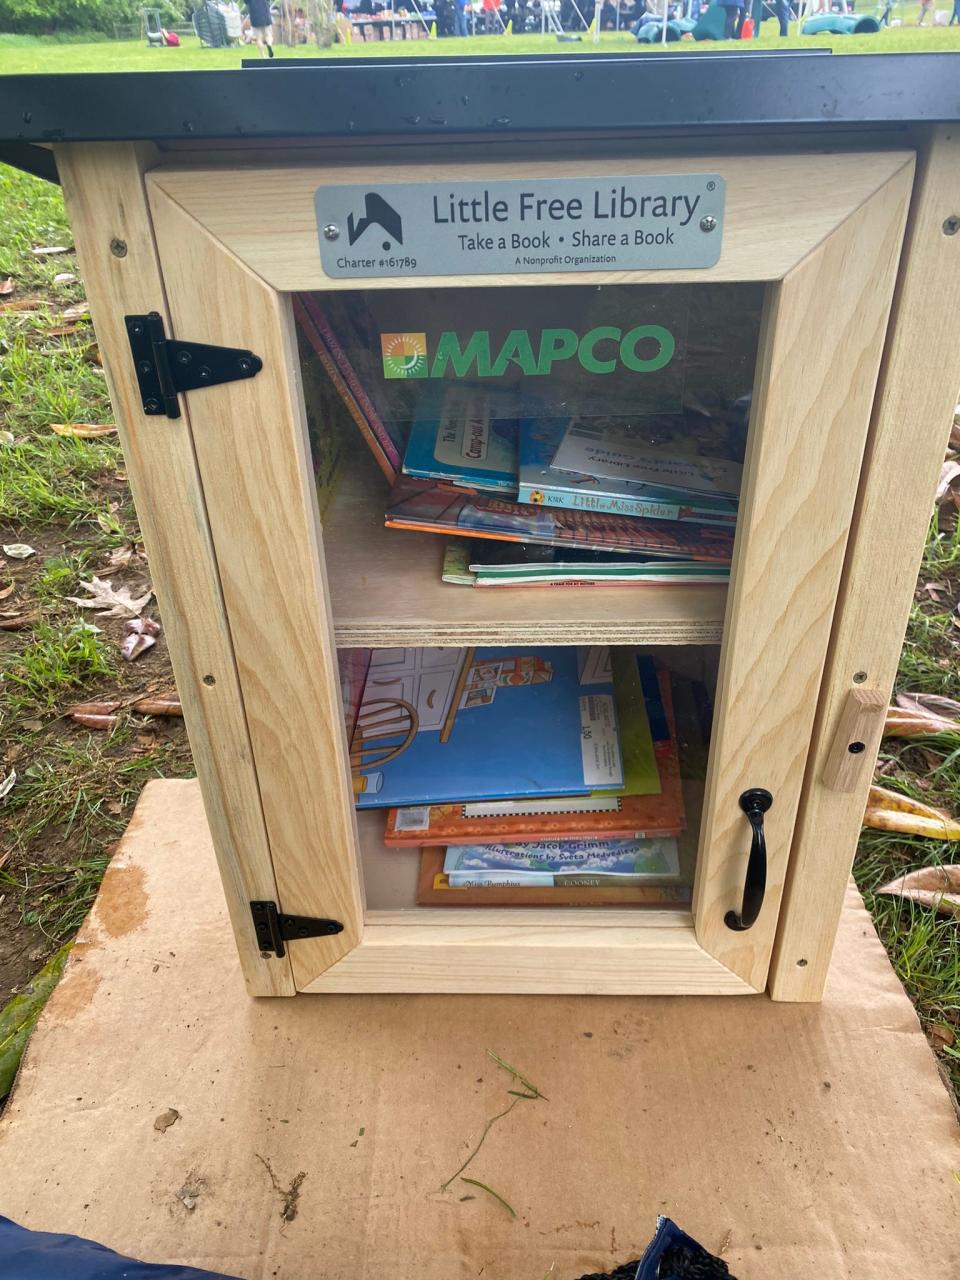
[1,779,958,1278]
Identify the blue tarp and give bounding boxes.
[0,1215,242,1280]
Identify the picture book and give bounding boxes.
[517,418,738,524]
[385,476,735,563]
[550,417,743,499]
[384,658,686,846]
[402,386,519,493]
[440,540,730,587]
[442,837,681,886]
[416,847,692,907]
[294,293,405,484]
[337,648,372,747]
[352,645,624,809]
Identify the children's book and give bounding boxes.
[551,417,743,500]
[402,386,518,494]
[442,837,681,886]
[416,847,692,907]
[294,293,404,484]
[517,418,738,524]
[337,648,372,747]
[384,658,685,845]
[353,645,624,809]
[440,540,730,587]
[385,477,735,563]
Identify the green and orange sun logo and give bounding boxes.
[529,490,546,505]
[381,332,428,380]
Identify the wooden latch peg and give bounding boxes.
[821,687,887,793]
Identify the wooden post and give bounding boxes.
[770,126,960,1001]
[55,143,295,996]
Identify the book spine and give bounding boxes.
[517,480,738,526]
[295,294,401,481]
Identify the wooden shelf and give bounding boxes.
[323,447,728,648]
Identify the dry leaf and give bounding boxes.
[44,324,82,339]
[0,278,13,297]
[0,583,14,600]
[3,544,35,560]
[0,431,14,445]
[884,706,960,738]
[32,245,71,256]
[0,611,39,632]
[876,864,960,917]
[0,770,15,801]
[120,617,161,662]
[133,697,182,718]
[72,713,119,731]
[53,272,77,286]
[66,576,152,619]
[930,1023,956,1049]
[104,544,135,570]
[70,700,121,718]
[896,691,960,720]
[863,785,960,840]
[936,461,960,505]
[50,423,116,439]
[154,1107,181,1133]
[61,301,90,323]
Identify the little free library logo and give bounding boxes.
[380,326,676,381]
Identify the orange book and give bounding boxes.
[384,666,685,847]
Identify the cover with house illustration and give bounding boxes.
[351,646,624,809]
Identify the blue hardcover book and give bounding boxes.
[352,646,624,809]
[401,385,518,493]
[517,418,738,525]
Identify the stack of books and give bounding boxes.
[293,291,748,589]
[347,643,690,907]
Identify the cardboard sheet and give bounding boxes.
[1,779,958,1278]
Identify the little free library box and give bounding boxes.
[3,52,960,1001]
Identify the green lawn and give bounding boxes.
[0,15,957,74]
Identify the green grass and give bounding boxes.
[1,619,116,711]
[0,15,957,74]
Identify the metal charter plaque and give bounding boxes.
[315,174,725,279]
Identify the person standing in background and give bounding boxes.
[454,0,471,33]
[248,0,275,54]
[718,0,743,36]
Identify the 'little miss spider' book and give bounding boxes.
[351,646,623,809]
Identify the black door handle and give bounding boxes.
[724,788,773,932]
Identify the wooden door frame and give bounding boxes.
[56,138,936,997]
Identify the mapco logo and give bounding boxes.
[379,325,675,382]
[347,192,404,251]
[381,333,428,379]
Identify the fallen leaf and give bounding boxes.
[105,799,123,815]
[154,1107,181,1133]
[0,583,14,600]
[0,770,15,800]
[104,544,135,570]
[0,611,39,632]
[32,245,71,256]
[133,697,182,718]
[930,1023,956,1049]
[61,301,90,323]
[0,431,14,445]
[21,719,42,733]
[896,691,960,720]
[120,617,161,662]
[0,278,13,297]
[69,700,121,718]
[53,272,77,286]
[863,785,960,840]
[71,713,119,731]
[936,461,960,505]
[884,706,960,738]
[66,576,152,619]
[3,544,35,560]
[43,324,82,339]
[876,864,960,916]
[50,423,116,439]
[1,298,43,312]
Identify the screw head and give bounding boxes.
[143,398,160,413]
[177,349,193,366]
[853,670,868,684]
[323,223,341,241]
[238,356,253,372]
[943,216,960,236]
[699,215,717,233]
[848,741,866,755]
[110,237,128,258]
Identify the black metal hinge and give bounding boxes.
[250,900,344,959]
[125,312,263,420]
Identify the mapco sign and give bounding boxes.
[315,174,725,279]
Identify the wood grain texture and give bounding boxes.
[820,688,886,793]
[301,923,755,994]
[770,127,960,1002]
[325,448,727,647]
[55,143,293,997]
[148,150,914,292]
[147,185,364,990]
[693,159,914,991]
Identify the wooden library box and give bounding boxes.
[4,54,959,1001]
